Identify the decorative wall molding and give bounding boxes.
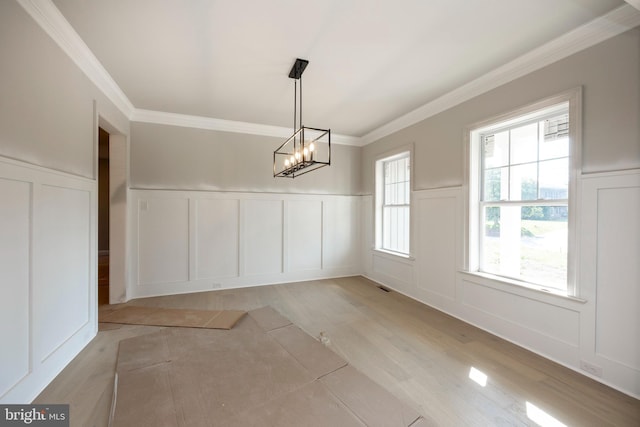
[0,156,97,403]
[363,181,640,398]
[16,0,362,146]
[20,1,639,147]
[625,0,640,12]
[130,109,363,146]
[578,168,640,396]
[129,190,361,299]
[361,4,640,144]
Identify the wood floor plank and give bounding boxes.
[34,276,639,426]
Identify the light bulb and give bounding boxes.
[290,155,295,164]
[303,148,309,159]
[309,142,315,152]
[284,158,290,167]
[295,151,301,161]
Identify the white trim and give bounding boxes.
[0,155,95,183]
[17,0,363,145]
[0,155,97,403]
[464,88,582,296]
[625,0,640,12]
[16,0,135,119]
[130,109,363,147]
[372,248,414,262]
[19,1,639,146]
[459,271,586,303]
[128,189,362,300]
[374,146,413,256]
[362,4,640,145]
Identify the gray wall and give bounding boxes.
[0,0,129,178]
[130,122,363,195]
[362,28,640,193]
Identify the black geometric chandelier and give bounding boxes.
[273,58,331,178]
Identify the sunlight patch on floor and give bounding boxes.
[526,401,567,427]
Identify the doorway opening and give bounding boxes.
[98,127,110,305]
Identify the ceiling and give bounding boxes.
[50,0,630,141]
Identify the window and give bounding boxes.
[376,151,411,256]
[467,89,580,294]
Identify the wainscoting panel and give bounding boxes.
[362,171,640,398]
[0,157,96,404]
[35,185,91,360]
[0,178,31,398]
[360,196,374,274]
[287,200,322,272]
[594,186,639,368]
[243,199,283,276]
[138,197,189,285]
[130,191,360,299]
[460,278,580,348]
[324,197,359,270]
[195,198,239,280]
[371,252,414,292]
[415,191,459,302]
[580,170,640,395]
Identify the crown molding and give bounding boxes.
[19,0,638,147]
[16,0,135,118]
[16,0,362,146]
[362,3,640,145]
[131,109,363,146]
[625,0,640,12]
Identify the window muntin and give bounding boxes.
[376,152,410,256]
[478,107,570,290]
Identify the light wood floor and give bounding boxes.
[35,276,639,426]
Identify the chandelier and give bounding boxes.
[273,58,331,178]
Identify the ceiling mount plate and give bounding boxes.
[289,58,309,79]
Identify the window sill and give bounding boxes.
[459,271,587,304]
[373,248,415,262]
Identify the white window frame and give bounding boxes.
[464,88,582,296]
[375,146,413,257]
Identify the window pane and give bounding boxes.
[509,163,537,200]
[400,182,408,205]
[405,179,410,203]
[483,131,509,168]
[539,158,568,200]
[539,124,569,160]
[520,206,568,288]
[481,206,501,275]
[481,205,568,290]
[384,157,409,206]
[379,153,410,255]
[402,205,410,253]
[390,180,396,204]
[543,114,569,141]
[391,160,397,183]
[389,207,397,249]
[398,157,406,183]
[510,123,538,165]
[382,207,390,249]
[483,167,508,202]
[382,205,409,253]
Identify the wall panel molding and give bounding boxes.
[362,177,640,398]
[129,190,361,299]
[579,169,640,395]
[0,157,96,403]
[361,4,640,144]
